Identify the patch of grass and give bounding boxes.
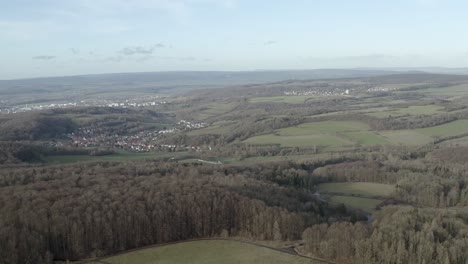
[344,131,389,145]
[318,182,394,198]
[249,96,315,104]
[103,240,319,264]
[187,121,237,136]
[366,105,444,118]
[278,121,370,136]
[416,84,468,96]
[439,135,468,146]
[244,134,351,148]
[245,121,379,149]
[194,102,238,120]
[379,130,433,145]
[416,120,468,138]
[330,196,382,213]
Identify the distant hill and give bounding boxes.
[0,69,397,105]
[191,72,468,99]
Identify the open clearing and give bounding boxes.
[194,102,238,120]
[329,196,382,213]
[102,240,320,264]
[378,130,433,145]
[318,182,394,197]
[249,96,316,104]
[245,121,387,149]
[416,120,468,138]
[415,84,468,96]
[365,105,444,118]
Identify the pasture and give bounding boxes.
[318,182,394,198]
[366,105,444,118]
[415,84,468,96]
[416,120,468,138]
[329,196,382,213]
[193,102,238,120]
[102,240,319,264]
[245,121,387,149]
[378,130,433,145]
[249,96,315,104]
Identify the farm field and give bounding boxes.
[194,102,238,120]
[245,121,387,149]
[365,105,444,118]
[414,84,468,96]
[378,130,433,145]
[415,120,468,138]
[439,135,468,146]
[318,182,394,198]
[249,96,316,104]
[102,240,319,264]
[329,195,382,213]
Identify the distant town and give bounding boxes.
[0,95,168,114]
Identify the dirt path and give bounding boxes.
[76,238,336,264]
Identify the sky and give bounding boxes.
[1,0,468,79]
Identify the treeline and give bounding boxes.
[302,206,468,264]
[0,161,359,263]
[0,142,44,164]
[0,112,75,140]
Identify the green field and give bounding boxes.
[415,84,468,96]
[440,135,468,146]
[366,105,444,118]
[245,134,351,148]
[329,196,382,213]
[102,240,319,264]
[318,182,394,197]
[379,130,433,145]
[194,102,238,120]
[44,151,185,164]
[249,96,316,104]
[416,120,468,138]
[245,121,386,149]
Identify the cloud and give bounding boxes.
[70,48,80,55]
[103,56,123,62]
[264,40,277,45]
[118,44,166,55]
[32,56,56,60]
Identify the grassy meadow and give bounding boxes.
[102,240,319,264]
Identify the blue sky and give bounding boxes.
[1,0,468,79]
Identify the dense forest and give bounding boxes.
[1,147,468,263]
[2,73,468,264]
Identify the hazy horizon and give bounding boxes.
[2,0,468,79]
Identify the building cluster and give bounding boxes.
[177,120,207,129]
[366,86,399,92]
[0,96,168,115]
[284,88,350,96]
[65,120,208,153]
[67,128,161,152]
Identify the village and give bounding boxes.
[283,85,400,97]
[66,120,208,153]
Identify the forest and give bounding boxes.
[1,73,468,264]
